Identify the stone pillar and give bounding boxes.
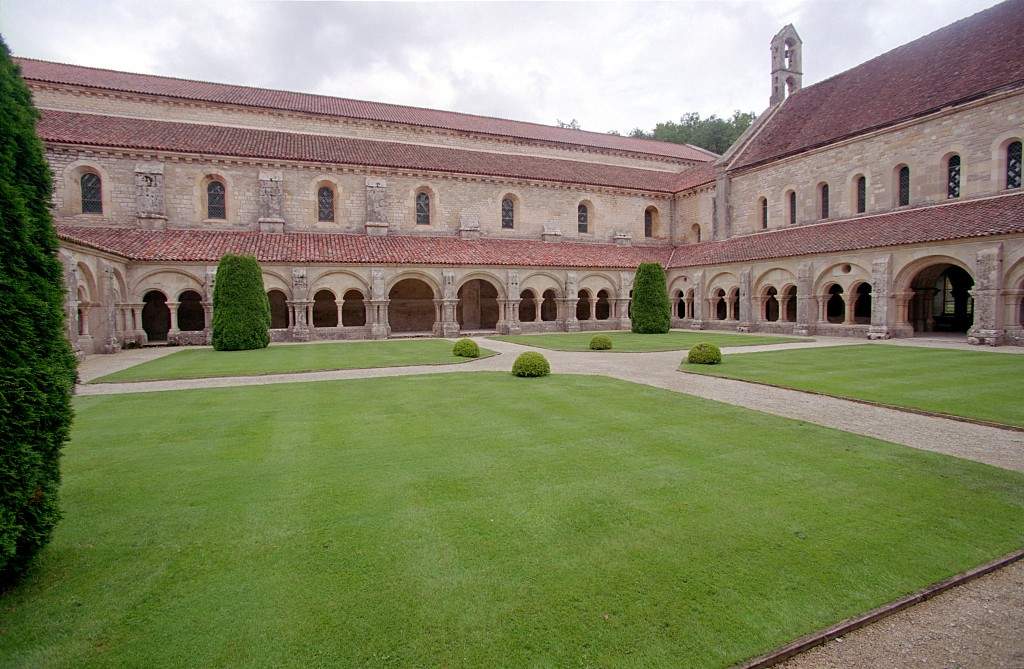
[737,269,752,331]
[794,262,814,336]
[618,270,634,331]
[290,268,310,340]
[258,170,286,232]
[500,270,522,334]
[868,255,894,339]
[968,245,1004,345]
[562,272,579,331]
[367,300,389,339]
[589,297,598,321]
[843,297,855,325]
[690,270,705,330]
[534,299,542,323]
[202,301,213,344]
[365,177,389,236]
[437,299,460,337]
[134,162,167,229]
[167,302,180,342]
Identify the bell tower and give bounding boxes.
[770,24,802,106]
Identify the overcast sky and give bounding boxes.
[0,0,999,134]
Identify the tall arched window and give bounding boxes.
[80,173,102,214]
[1008,141,1022,190]
[644,208,654,238]
[691,223,701,243]
[318,186,335,222]
[855,175,867,214]
[758,197,768,229]
[501,197,515,229]
[207,180,226,219]
[897,165,910,207]
[415,192,430,226]
[787,190,796,224]
[577,203,589,234]
[946,155,961,199]
[819,183,829,219]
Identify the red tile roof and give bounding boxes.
[16,57,715,163]
[732,0,1024,170]
[667,192,1024,268]
[56,225,673,269]
[38,110,711,194]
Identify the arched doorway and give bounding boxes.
[342,289,366,326]
[519,290,537,322]
[457,279,499,330]
[142,290,170,342]
[268,290,289,329]
[596,290,611,320]
[783,286,797,322]
[541,289,558,322]
[576,289,592,321]
[714,289,727,320]
[853,283,872,324]
[907,264,974,333]
[389,278,436,333]
[675,291,685,319]
[826,285,845,323]
[313,289,338,327]
[177,290,205,331]
[764,287,779,322]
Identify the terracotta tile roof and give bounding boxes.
[667,192,1024,268]
[670,163,716,192]
[38,110,710,194]
[16,57,715,163]
[732,0,1024,170]
[56,225,674,269]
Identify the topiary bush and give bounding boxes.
[0,40,78,584]
[686,342,723,365]
[511,352,551,377]
[589,334,613,350]
[631,262,671,334]
[453,338,480,358]
[212,254,271,351]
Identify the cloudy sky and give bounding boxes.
[1,0,998,134]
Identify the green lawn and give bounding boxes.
[93,339,495,382]
[3,373,1022,668]
[682,344,1024,428]
[490,330,804,352]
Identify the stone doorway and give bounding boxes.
[389,278,436,333]
[908,264,974,333]
[142,290,170,342]
[457,279,500,330]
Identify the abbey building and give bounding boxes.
[21,0,1024,354]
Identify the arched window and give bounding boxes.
[787,190,796,224]
[946,155,961,199]
[819,183,829,219]
[714,289,727,320]
[318,186,335,222]
[764,287,779,322]
[541,289,558,321]
[576,289,592,321]
[855,175,867,214]
[207,180,226,219]
[415,191,430,226]
[783,286,797,322]
[826,284,845,323]
[691,223,701,243]
[758,197,768,229]
[577,203,589,234]
[342,289,366,326]
[501,197,515,229]
[519,290,537,322]
[177,290,205,331]
[897,165,910,207]
[80,173,102,214]
[596,289,610,320]
[644,208,655,238]
[312,289,338,327]
[1008,141,1022,190]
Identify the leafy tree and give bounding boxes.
[0,36,77,583]
[630,263,671,334]
[556,118,581,130]
[211,254,270,351]
[628,111,756,154]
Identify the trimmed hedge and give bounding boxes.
[687,343,723,365]
[589,335,613,350]
[212,254,270,351]
[453,338,480,358]
[511,352,551,377]
[631,262,671,334]
[0,40,78,583]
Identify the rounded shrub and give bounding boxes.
[686,342,723,365]
[511,352,551,377]
[589,334,613,350]
[630,262,671,334]
[452,338,480,358]
[212,254,271,351]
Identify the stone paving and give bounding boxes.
[73,333,1024,668]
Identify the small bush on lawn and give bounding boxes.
[512,352,550,377]
[589,335,613,350]
[631,262,671,334]
[687,343,722,365]
[453,338,480,358]
[212,254,270,351]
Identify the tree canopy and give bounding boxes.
[628,111,756,154]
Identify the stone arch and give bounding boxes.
[643,205,662,238]
[456,272,507,300]
[342,289,366,327]
[310,175,342,224]
[576,288,593,321]
[457,278,500,330]
[388,278,436,333]
[76,261,98,304]
[728,287,740,321]
[311,270,370,299]
[267,289,289,329]
[198,172,233,222]
[520,271,562,300]
[412,184,438,227]
[898,259,975,334]
[312,289,338,327]
[596,289,611,320]
[62,160,112,216]
[850,280,873,324]
[499,191,521,230]
[578,272,617,297]
[262,270,291,296]
[763,286,780,322]
[824,283,845,323]
[782,285,797,322]
[541,289,559,322]
[141,290,170,342]
[577,199,594,234]
[690,223,702,243]
[754,267,796,300]
[713,288,728,320]
[849,172,868,215]
[386,271,441,298]
[990,133,1023,190]
[813,261,870,295]
[177,289,205,331]
[519,289,538,322]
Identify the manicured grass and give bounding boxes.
[682,344,1024,428]
[93,339,495,382]
[490,330,804,352]
[3,373,1022,667]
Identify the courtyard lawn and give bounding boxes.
[3,374,1023,668]
[682,344,1024,428]
[92,339,496,383]
[490,330,804,352]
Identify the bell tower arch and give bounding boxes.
[770,24,803,106]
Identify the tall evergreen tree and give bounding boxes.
[211,254,270,351]
[630,263,671,334]
[0,36,77,583]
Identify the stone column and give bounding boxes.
[690,271,705,330]
[618,270,634,331]
[794,262,814,336]
[737,269,752,332]
[167,302,180,336]
[534,299,542,323]
[968,245,1004,345]
[589,297,598,321]
[335,299,345,328]
[500,270,522,335]
[202,301,213,344]
[868,255,894,339]
[843,296,855,325]
[367,300,390,339]
[504,299,522,334]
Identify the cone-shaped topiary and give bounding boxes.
[453,338,480,358]
[630,262,671,333]
[212,254,271,351]
[589,335,613,350]
[511,352,551,377]
[0,40,78,584]
[686,342,723,365]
